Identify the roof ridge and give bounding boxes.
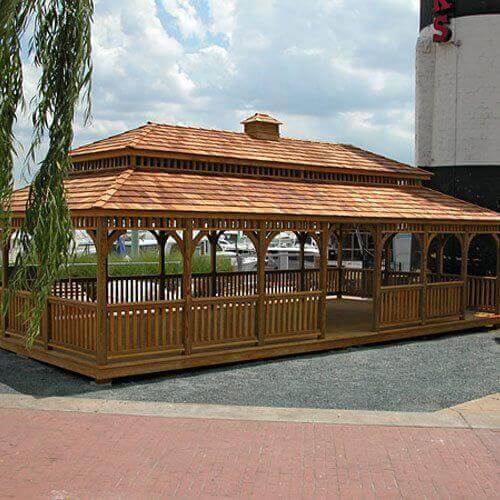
[71,124,150,152]
[129,122,159,148]
[93,169,135,208]
[147,121,251,137]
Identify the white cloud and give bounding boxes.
[160,0,205,39]
[14,0,420,187]
[207,0,236,40]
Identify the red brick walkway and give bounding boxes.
[0,407,498,499]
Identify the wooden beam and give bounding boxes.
[96,218,108,366]
[436,235,445,274]
[256,222,266,345]
[158,232,167,301]
[298,232,306,292]
[420,232,430,325]
[337,226,343,298]
[182,221,193,355]
[1,233,10,337]
[318,223,329,339]
[460,232,471,320]
[495,235,500,316]
[209,231,219,297]
[372,226,383,331]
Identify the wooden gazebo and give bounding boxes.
[2,114,499,381]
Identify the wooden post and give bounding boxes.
[437,235,445,275]
[158,232,166,301]
[299,233,306,292]
[318,223,329,339]
[96,218,108,366]
[420,232,430,325]
[1,233,10,337]
[183,221,193,355]
[460,232,471,320]
[496,235,500,316]
[209,231,218,297]
[337,226,343,298]
[372,226,383,332]
[256,222,266,345]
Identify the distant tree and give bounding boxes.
[0,0,93,346]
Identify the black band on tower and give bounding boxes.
[420,0,500,30]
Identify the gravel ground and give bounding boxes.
[0,329,498,412]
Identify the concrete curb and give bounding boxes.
[1,393,499,429]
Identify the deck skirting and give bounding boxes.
[1,313,497,381]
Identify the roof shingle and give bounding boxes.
[71,122,428,178]
[10,170,500,223]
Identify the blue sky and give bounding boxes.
[15,0,420,184]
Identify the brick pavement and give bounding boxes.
[0,406,498,499]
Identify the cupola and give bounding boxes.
[241,113,282,141]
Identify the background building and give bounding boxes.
[416,0,499,211]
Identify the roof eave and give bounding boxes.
[70,146,431,180]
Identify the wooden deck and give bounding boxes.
[326,297,494,343]
[1,294,497,382]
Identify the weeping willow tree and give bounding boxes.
[0,0,93,347]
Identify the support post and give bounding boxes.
[420,231,430,325]
[158,232,167,301]
[437,235,445,275]
[256,222,266,345]
[209,231,218,297]
[299,233,306,292]
[183,222,193,355]
[460,232,470,320]
[372,226,383,332]
[1,233,10,337]
[496,236,500,316]
[337,226,343,297]
[96,218,108,366]
[319,223,329,339]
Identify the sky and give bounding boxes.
[14,0,421,185]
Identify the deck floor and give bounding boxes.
[325,297,490,340]
[326,297,373,339]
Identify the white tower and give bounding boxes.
[416,0,500,211]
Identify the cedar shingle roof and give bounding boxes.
[70,122,428,178]
[10,169,500,222]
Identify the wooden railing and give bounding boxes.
[216,272,257,296]
[107,300,185,356]
[191,295,257,348]
[343,268,373,297]
[52,277,97,302]
[263,291,321,339]
[48,297,97,355]
[53,269,324,304]
[382,270,421,286]
[426,282,463,320]
[467,276,496,312]
[108,275,162,303]
[428,272,462,283]
[6,290,34,338]
[327,267,339,294]
[380,285,422,328]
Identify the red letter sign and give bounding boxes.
[433,0,454,42]
[433,0,452,12]
[433,14,452,42]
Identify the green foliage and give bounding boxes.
[60,250,233,278]
[0,0,29,227]
[1,1,94,347]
